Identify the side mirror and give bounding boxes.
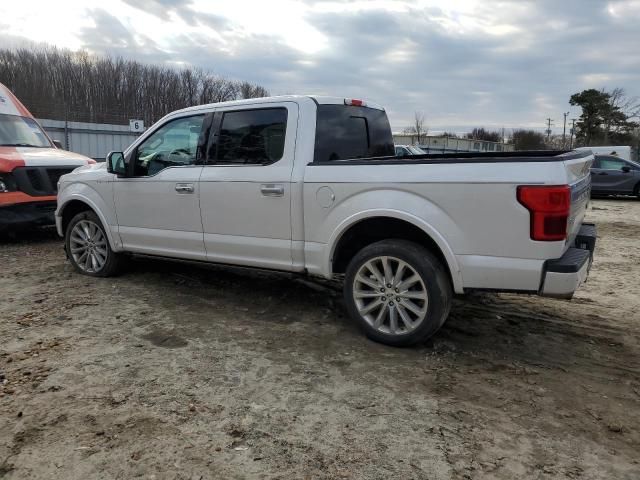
[621,165,631,173]
[106,151,128,176]
[52,139,63,149]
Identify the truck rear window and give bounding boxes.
[313,105,394,162]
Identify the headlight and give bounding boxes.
[0,173,17,193]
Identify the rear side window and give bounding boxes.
[216,108,287,165]
[314,105,394,162]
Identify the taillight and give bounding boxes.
[344,98,364,107]
[517,185,571,241]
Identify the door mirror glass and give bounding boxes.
[621,165,631,173]
[52,139,63,149]
[107,151,127,176]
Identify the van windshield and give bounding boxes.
[314,104,394,162]
[0,114,52,148]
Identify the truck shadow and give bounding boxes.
[124,256,637,380]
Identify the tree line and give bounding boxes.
[0,47,269,125]
[405,87,639,151]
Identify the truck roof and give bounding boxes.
[174,95,384,115]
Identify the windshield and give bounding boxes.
[0,114,52,148]
[407,146,425,155]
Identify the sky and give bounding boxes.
[1,0,639,133]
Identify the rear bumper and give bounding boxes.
[0,201,57,232]
[539,223,596,299]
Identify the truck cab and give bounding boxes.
[0,83,95,232]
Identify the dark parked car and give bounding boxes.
[590,155,640,198]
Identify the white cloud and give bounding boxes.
[0,0,639,132]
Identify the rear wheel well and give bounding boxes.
[332,217,452,283]
[60,200,94,234]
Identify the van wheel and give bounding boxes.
[65,210,125,277]
[343,239,452,347]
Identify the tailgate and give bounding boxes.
[564,152,594,247]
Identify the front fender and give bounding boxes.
[56,182,120,251]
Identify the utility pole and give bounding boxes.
[545,118,554,141]
[569,118,576,149]
[562,112,569,148]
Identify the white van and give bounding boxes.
[575,146,631,162]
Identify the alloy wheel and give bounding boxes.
[352,255,429,335]
[69,220,108,273]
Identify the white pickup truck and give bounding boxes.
[56,96,596,346]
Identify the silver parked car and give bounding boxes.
[590,155,640,198]
[395,145,426,156]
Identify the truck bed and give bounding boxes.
[312,150,583,165]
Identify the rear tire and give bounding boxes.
[65,210,125,277]
[343,239,452,347]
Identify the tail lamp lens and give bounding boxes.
[517,185,571,241]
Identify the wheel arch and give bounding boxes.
[58,194,120,251]
[328,211,463,293]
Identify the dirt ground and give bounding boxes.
[1,198,639,480]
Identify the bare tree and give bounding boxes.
[413,111,427,143]
[0,46,270,125]
[403,111,428,144]
[603,88,640,143]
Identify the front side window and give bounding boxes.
[215,108,287,165]
[598,156,627,170]
[134,115,204,176]
[0,114,51,148]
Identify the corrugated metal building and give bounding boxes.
[38,119,142,161]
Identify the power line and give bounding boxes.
[545,118,554,140]
[569,118,577,149]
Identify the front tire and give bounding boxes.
[65,210,125,277]
[344,239,452,347]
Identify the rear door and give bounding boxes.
[198,102,298,270]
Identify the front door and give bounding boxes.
[591,155,634,194]
[198,103,297,270]
[113,114,207,260]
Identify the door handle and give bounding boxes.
[175,183,195,193]
[260,184,284,197]
[598,172,608,176]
